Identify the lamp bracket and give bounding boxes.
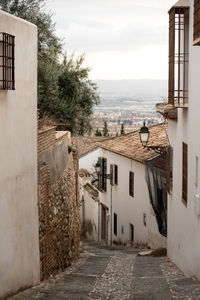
[144,145,167,155]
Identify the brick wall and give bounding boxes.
[38,127,80,280]
[38,127,56,155]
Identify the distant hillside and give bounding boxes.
[93,79,168,99]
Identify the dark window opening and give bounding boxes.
[98,157,107,192]
[114,213,117,236]
[110,164,114,186]
[0,32,15,90]
[114,165,118,185]
[130,223,134,242]
[182,142,188,205]
[129,171,134,197]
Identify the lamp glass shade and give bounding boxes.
[95,162,101,173]
[139,123,150,146]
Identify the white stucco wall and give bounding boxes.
[167,0,200,279]
[98,148,166,248]
[79,176,99,241]
[79,148,100,172]
[0,11,40,299]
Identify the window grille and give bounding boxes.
[168,7,189,107]
[194,0,200,45]
[0,33,15,90]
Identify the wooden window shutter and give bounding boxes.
[166,146,173,194]
[110,164,114,186]
[103,158,107,192]
[129,172,134,197]
[194,0,200,45]
[114,165,118,185]
[98,157,103,192]
[182,143,188,205]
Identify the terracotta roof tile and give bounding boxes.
[97,123,168,163]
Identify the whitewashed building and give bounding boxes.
[157,0,200,280]
[79,169,100,241]
[0,11,40,299]
[80,124,168,249]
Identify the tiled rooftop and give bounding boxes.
[72,136,112,157]
[97,123,168,163]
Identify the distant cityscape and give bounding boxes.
[92,94,165,136]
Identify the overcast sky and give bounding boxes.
[47,0,175,80]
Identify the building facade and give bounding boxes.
[157,0,200,280]
[0,10,40,299]
[80,124,168,249]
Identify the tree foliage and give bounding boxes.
[120,123,125,135]
[95,128,102,136]
[57,55,99,134]
[103,121,109,136]
[0,0,99,135]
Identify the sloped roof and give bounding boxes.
[97,123,168,164]
[168,0,189,13]
[84,183,99,198]
[72,136,112,157]
[172,0,189,8]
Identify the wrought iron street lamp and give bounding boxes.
[95,161,101,174]
[139,122,149,146]
[139,122,167,155]
[95,160,110,179]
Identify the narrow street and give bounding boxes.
[10,240,200,300]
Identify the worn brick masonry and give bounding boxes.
[38,127,80,280]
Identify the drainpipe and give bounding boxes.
[110,185,113,245]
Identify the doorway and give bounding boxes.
[101,204,108,243]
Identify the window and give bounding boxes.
[182,142,188,205]
[98,157,107,192]
[129,171,134,197]
[110,164,118,186]
[110,164,114,186]
[129,223,134,242]
[168,5,189,107]
[0,33,15,90]
[114,165,118,185]
[114,213,117,236]
[194,0,200,45]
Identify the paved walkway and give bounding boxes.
[9,240,200,300]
